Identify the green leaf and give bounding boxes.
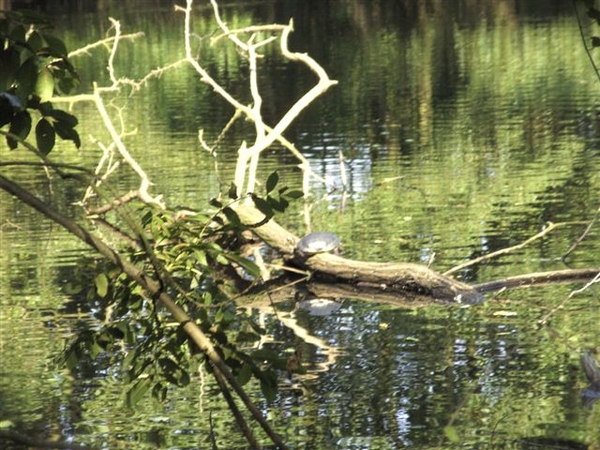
[7,111,31,149]
[0,47,20,91]
[267,194,288,213]
[215,253,229,265]
[94,273,109,298]
[159,358,189,386]
[52,112,81,148]
[34,66,54,102]
[284,189,304,199]
[37,101,53,116]
[258,370,278,402]
[126,376,153,408]
[46,108,78,127]
[26,30,44,53]
[193,249,208,267]
[251,194,273,219]
[222,206,241,226]
[235,362,253,386]
[443,425,460,443]
[41,33,68,57]
[35,117,55,154]
[14,56,38,101]
[235,331,261,343]
[228,183,238,199]
[89,340,104,359]
[53,120,81,147]
[45,58,78,94]
[225,252,260,278]
[209,198,223,209]
[265,171,279,194]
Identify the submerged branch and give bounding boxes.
[232,203,600,304]
[474,268,600,293]
[232,203,483,304]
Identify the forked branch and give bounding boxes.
[182,0,337,198]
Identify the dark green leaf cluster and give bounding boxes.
[0,11,80,153]
[221,171,303,225]
[255,171,304,218]
[61,201,292,407]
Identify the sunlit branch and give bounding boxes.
[444,221,574,276]
[181,0,337,198]
[68,32,145,58]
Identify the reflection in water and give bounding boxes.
[581,350,600,409]
[1,1,600,449]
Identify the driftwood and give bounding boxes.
[474,268,600,293]
[233,203,600,304]
[233,203,483,304]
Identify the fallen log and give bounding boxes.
[474,268,600,293]
[232,203,483,304]
[232,203,600,303]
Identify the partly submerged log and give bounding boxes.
[233,203,600,304]
[233,203,483,304]
[474,268,600,293]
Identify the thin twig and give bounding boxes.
[0,173,287,450]
[562,206,600,261]
[68,32,144,58]
[444,222,565,276]
[538,271,600,325]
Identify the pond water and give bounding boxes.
[1,0,600,449]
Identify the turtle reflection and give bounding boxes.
[581,350,600,409]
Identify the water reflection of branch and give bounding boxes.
[275,312,343,375]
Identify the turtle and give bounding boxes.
[294,232,341,258]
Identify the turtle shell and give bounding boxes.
[295,232,341,256]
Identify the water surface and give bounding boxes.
[1,1,599,449]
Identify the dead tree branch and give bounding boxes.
[0,174,288,450]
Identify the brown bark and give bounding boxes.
[233,203,483,304]
[474,268,600,293]
[233,203,600,303]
